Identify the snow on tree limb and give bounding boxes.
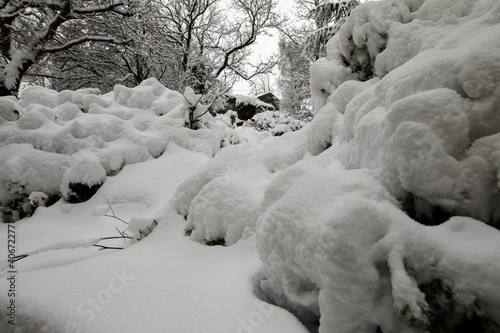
[44,36,132,53]
[0,0,149,96]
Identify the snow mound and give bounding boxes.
[114,78,184,116]
[308,0,500,225]
[0,79,220,217]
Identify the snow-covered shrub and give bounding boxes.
[171,130,308,245]
[0,96,20,123]
[126,217,158,241]
[181,86,214,130]
[184,171,264,246]
[214,109,309,137]
[214,110,240,128]
[220,128,246,147]
[256,0,500,332]
[60,153,107,203]
[307,0,500,226]
[0,79,221,219]
[250,110,307,136]
[113,78,184,116]
[257,167,500,333]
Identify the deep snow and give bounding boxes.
[1,0,500,332]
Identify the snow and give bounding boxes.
[236,94,274,110]
[0,146,306,333]
[1,0,500,332]
[171,129,307,246]
[308,0,500,224]
[0,79,221,212]
[257,0,500,331]
[258,166,500,331]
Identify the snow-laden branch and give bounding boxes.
[0,0,149,96]
[44,36,132,53]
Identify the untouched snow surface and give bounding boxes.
[1,0,500,332]
[0,146,306,332]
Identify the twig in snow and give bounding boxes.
[104,199,128,224]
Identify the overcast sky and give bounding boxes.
[231,0,296,95]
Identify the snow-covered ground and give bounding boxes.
[1,0,500,332]
[0,144,306,333]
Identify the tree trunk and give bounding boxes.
[0,51,36,97]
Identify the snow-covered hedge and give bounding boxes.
[258,163,500,332]
[256,0,500,332]
[0,78,220,219]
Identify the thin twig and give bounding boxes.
[93,245,124,250]
[104,200,128,224]
[100,236,133,240]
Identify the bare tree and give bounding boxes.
[0,0,149,96]
[274,0,359,118]
[250,73,276,96]
[46,3,174,92]
[156,0,283,91]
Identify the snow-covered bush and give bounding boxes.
[181,87,215,130]
[171,129,308,246]
[256,0,500,332]
[308,0,500,226]
[60,152,107,203]
[251,110,308,136]
[257,166,500,332]
[0,78,220,219]
[215,109,309,137]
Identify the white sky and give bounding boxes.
[231,0,370,96]
[231,0,296,95]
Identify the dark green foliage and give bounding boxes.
[417,279,499,333]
